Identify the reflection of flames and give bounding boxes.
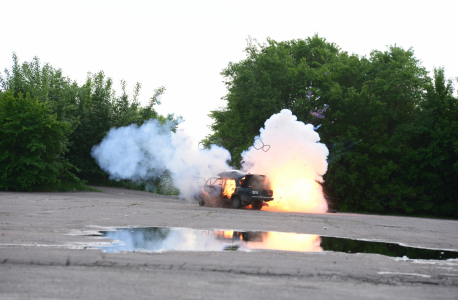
[246,231,322,252]
[222,179,236,198]
[215,231,242,240]
[214,230,322,252]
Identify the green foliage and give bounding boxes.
[90,175,179,196]
[0,54,78,124]
[205,35,346,166]
[1,54,178,190]
[208,36,458,219]
[0,91,77,191]
[67,71,176,181]
[326,67,457,218]
[31,180,101,192]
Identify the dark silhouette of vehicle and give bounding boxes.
[198,170,274,210]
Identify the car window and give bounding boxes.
[242,175,266,189]
[211,178,223,186]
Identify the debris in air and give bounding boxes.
[253,138,271,152]
[310,104,329,119]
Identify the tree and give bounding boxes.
[0,92,77,191]
[67,72,175,181]
[0,53,78,125]
[324,46,429,214]
[206,34,353,166]
[1,54,177,184]
[380,67,458,218]
[208,36,457,218]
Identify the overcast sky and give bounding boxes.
[2,0,456,143]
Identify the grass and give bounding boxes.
[89,178,147,190]
[88,178,180,196]
[31,180,101,192]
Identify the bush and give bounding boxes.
[0,91,78,191]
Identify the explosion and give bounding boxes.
[91,109,329,213]
[242,109,329,213]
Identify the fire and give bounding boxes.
[222,179,236,198]
[258,159,328,213]
[264,179,325,213]
[240,109,329,214]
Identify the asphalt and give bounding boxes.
[1,187,457,299]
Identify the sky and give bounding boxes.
[2,0,456,143]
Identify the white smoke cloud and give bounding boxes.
[91,119,231,200]
[92,109,330,213]
[241,109,329,213]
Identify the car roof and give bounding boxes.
[217,170,247,180]
[217,171,266,180]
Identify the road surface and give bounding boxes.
[1,187,457,299]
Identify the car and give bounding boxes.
[198,170,274,210]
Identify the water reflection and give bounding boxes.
[94,227,458,260]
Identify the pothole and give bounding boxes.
[91,226,458,260]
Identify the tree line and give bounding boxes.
[204,35,458,219]
[0,54,178,192]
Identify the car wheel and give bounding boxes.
[252,201,263,210]
[232,196,241,209]
[198,198,205,206]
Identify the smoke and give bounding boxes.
[92,109,329,213]
[241,109,329,213]
[91,119,231,200]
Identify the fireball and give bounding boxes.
[241,109,329,213]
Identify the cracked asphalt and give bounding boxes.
[1,187,457,299]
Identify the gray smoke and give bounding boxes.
[91,119,231,200]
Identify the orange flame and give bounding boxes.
[222,179,236,198]
[253,160,328,213]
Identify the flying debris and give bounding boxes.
[253,138,271,152]
[310,104,329,119]
[306,91,313,100]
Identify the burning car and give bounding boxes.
[198,170,274,209]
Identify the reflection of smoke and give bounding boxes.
[241,109,329,213]
[91,119,231,200]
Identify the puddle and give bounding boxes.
[93,227,458,260]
